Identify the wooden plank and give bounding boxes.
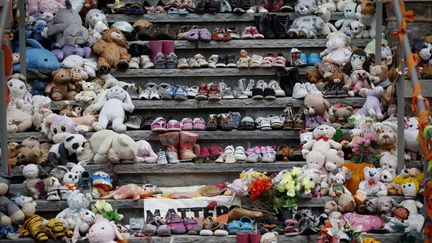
[50,97,367,111]
[129,39,371,49]
[106,12,344,23]
[404,79,432,97]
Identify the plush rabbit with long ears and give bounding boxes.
[91,86,134,133]
[85,217,124,243]
[7,74,33,112]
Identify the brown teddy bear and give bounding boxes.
[8,143,47,167]
[369,64,391,88]
[330,105,354,128]
[59,103,83,117]
[45,69,77,101]
[323,69,348,97]
[92,28,131,73]
[305,70,326,91]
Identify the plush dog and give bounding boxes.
[374,121,397,156]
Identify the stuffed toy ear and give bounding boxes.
[98,136,114,155]
[413,39,426,52]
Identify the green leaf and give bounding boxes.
[428,161,432,172]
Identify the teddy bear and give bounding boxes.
[323,68,348,97]
[356,85,384,120]
[357,196,398,217]
[7,109,33,132]
[46,0,83,49]
[303,93,330,130]
[21,164,57,199]
[358,0,377,37]
[380,151,398,170]
[320,31,352,67]
[45,68,77,101]
[335,2,358,33]
[347,21,368,39]
[286,0,324,39]
[315,4,337,36]
[91,86,134,133]
[329,105,353,128]
[56,191,91,229]
[324,201,342,220]
[136,140,158,163]
[7,74,33,111]
[328,170,351,197]
[337,193,356,213]
[51,24,92,61]
[398,177,423,215]
[379,168,398,195]
[89,130,144,163]
[75,81,97,103]
[354,167,388,204]
[92,28,131,73]
[369,64,391,89]
[304,69,326,91]
[302,125,342,167]
[404,117,420,160]
[85,9,108,45]
[374,121,397,156]
[324,149,347,175]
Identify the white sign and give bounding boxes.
[143,196,240,221]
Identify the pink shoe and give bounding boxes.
[246,147,255,156]
[181,118,193,131]
[250,27,264,39]
[151,117,167,132]
[167,119,181,131]
[209,145,224,157]
[241,26,253,39]
[259,146,267,154]
[200,147,210,158]
[193,117,206,130]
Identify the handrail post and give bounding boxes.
[18,0,25,76]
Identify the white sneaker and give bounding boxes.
[224,145,236,163]
[140,55,154,69]
[262,151,276,163]
[149,87,160,100]
[129,57,140,69]
[304,82,322,95]
[250,55,263,68]
[268,115,283,129]
[268,80,285,97]
[187,86,199,98]
[234,146,247,161]
[243,79,255,97]
[260,118,272,131]
[208,55,218,68]
[292,83,308,99]
[255,79,268,90]
[139,87,152,99]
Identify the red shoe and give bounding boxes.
[208,83,221,101]
[196,83,208,100]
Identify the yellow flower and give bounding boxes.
[103,202,113,212]
[93,200,104,210]
[292,167,302,177]
[302,177,313,193]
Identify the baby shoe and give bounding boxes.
[151,117,167,132]
[181,118,193,131]
[140,55,154,69]
[156,150,168,164]
[167,213,187,234]
[193,118,206,130]
[187,86,199,98]
[227,27,241,39]
[154,52,166,69]
[196,83,209,100]
[167,119,181,131]
[250,55,263,68]
[308,53,321,65]
[206,114,218,131]
[161,85,176,100]
[166,53,177,69]
[129,57,140,69]
[268,79,285,97]
[174,85,188,101]
[185,217,203,235]
[208,55,219,68]
[224,145,236,163]
[195,54,209,67]
[234,146,247,161]
[177,58,190,69]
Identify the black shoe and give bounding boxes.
[323,85,337,98]
[273,14,288,39]
[259,13,276,39]
[263,88,276,100]
[252,88,264,100]
[216,54,228,68]
[128,43,150,57]
[226,54,237,68]
[277,68,298,97]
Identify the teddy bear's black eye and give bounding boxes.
[86,212,89,215]
[69,174,73,179]
[20,86,23,89]
[8,83,12,86]
[53,128,58,134]
[61,126,66,132]
[101,227,105,230]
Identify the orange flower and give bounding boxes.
[248,177,272,201]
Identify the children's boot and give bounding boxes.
[179,131,199,160]
[158,132,180,163]
[149,40,164,66]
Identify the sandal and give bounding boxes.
[167,6,179,13]
[206,114,218,131]
[181,118,193,130]
[272,54,286,68]
[193,117,206,130]
[151,117,167,132]
[177,26,192,39]
[186,27,200,42]
[261,54,274,68]
[199,28,212,43]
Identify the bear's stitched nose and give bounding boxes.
[382,134,389,139]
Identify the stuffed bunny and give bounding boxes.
[86,217,124,243]
[91,86,134,133]
[7,74,33,112]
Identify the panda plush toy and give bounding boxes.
[48,134,87,165]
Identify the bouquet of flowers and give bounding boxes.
[351,133,380,164]
[272,167,304,209]
[318,219,363,243]
[91,200,124,222]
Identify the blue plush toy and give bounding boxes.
[13,39,60,78]
[31,80,48,96]
[0,225,16,239]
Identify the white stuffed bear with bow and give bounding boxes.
[91,86,134,133]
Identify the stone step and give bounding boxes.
[49,97,367,111]
[106,12,344,23]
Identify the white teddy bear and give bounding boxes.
[56,191,91,229]
[357,167,388,197]
[91,86,135,133]
[335,2,358,33]
[75,81,97,103]
[347,20,368,38]
[7,74,33,112]
[287,0,325,39]
[302,125,342,166]
[380,151,398,170]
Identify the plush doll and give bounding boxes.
[315,4,337,36]
[303,93,330,130]
[324,149,346,173]
[374,121,397,156]
[51,24,92,61]
[404,117,420,160]
[358,0,377,37]
[297,209,317,234]
[20,214,50,241]
[379,168,398,195]
[91,86,134,133]
[297,168,321,198]
[0,177,34,227]
[329,105,353,128]
[60,104,83,117]
[412,36,432,78]
[342,49,371,97]
[380,151,398,170]
[71,209,95,243]
[48,134,86,166]
[302,125,342,167]
[356,85,384,120]
[101,183,155,201]
[21,164,44,199]
[86,217,124,243]
[320,30,352,67]
[63,171,79,191]
[92,28,131,73]
[85,9,108,45]
[43,218,74,240]
[7,109,33,133]
[46,0,83,48]
[328,170,351,197]
[399,177,423,215]
[368,64,391,89]
[355,167,388,204]
[56,191,91,229]
[27,0,65,16]
[89,130,144,163]
[91,171,113,198]
[45,68,77,101]
[7,74,32,111]
[136,140,158,163]
[41,114,77,143]
[334,2,358,33]
[75,81,97,103]
[358,196,398,217]
[347,20,368,38]
[13,39,60,78]
[287,0,324,39]
[61,55,97,78]
[67,161,87,177]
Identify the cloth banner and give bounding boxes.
[143,196,240,221]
